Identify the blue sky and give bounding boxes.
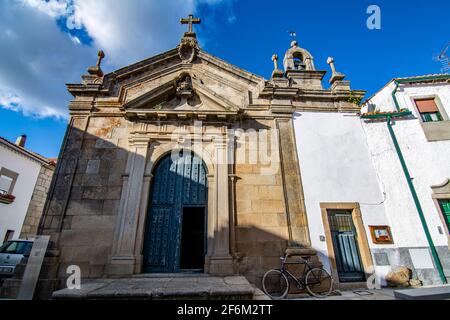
[0,0,449,158]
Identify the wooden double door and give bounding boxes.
[143,152,208,273]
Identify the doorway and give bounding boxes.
[180,206,206,271]
[143,151,208,273]
[328,210,365,282]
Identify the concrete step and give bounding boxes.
[52,276,254,300]
[394,285,450,300]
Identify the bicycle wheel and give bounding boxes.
[262,269,289,299]
[305,267,333,298]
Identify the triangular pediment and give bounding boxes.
[123,73,240,113]
[97,46,264,120]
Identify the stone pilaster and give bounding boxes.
[107,136,150,276]
[207,135,234,275]
[276,119,311,247]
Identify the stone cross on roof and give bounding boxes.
[180,14,201,34]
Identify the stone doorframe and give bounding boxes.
[106,130,235,276]
[320,202,374,287]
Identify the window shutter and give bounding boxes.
[415,99,439,113]
[0,175,13,193]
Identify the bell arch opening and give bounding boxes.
[142,150,208,273]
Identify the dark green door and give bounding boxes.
[143,151,207,273]
[328,211,365,282]
[439,199,450,234]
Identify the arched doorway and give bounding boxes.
[143,151,208,273]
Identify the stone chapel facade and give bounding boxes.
[34,18,365,296]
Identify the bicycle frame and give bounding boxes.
[279,255,315,289]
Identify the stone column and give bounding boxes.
[207,135,234,275]
[107,136,150,276]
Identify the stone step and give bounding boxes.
[394,285,450,300]
[132,273,211,278]
[52,276,254,300]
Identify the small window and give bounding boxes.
[0,168,18,195]
[438,199,450,234]
[3,230,15,244]
[415,99,443,122]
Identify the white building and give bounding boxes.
[291,48,450,286]
[0,135,55,244]
[360,75,450,285]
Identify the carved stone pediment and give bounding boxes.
[122,72,241,121]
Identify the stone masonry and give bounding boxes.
[20,165,55,239]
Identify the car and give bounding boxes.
[0,240,33,278]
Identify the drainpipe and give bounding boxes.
[386,115,447,284]
[391,81,401,112]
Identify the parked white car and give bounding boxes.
[0,240,33,278]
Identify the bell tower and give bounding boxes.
[282,40,326,90]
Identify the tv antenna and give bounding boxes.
[434,42,450,72]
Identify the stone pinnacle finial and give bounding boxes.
[271,54,283,79]
[327,57,336,73]
[87,50,105,78]
[96,50,105,68]
[327,56,345,84]
[291,40,298,48]
[272,54,279,70]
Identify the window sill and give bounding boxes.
[421,120,450,141]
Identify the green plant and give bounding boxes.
[348,91,363,105]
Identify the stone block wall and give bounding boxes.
[40,116,128,280]
[233,119,290,286]
[20,165,55,239]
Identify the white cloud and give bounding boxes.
[70,0,196,66]
[0,0,232,119]
[19,0,69,18]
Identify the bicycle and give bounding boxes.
[262,253,333,299]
